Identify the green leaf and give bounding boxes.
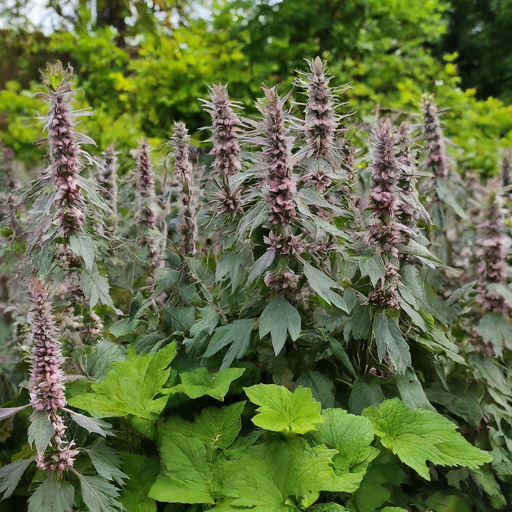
[303,261,347,311]
[0,404,29,421]
[354,465,391,512]
[108,318,140,338]
[190,306,220,338]
[78,474,124,512]
[435,179,468,220]
[395,368,434,410]
[175,367,245,401]
[84,339,127,380]
[362,398,493,480]
[221,437,343,510]
[425,491,470,512]
[69,232,96,270]
[28,472,74,512]
[148,432,216,504]
[471,466,507,510]
[308,504,348,512]
[477,313,512,353]
[204,319,255,370]
[68,410,112,437]
[247,249,276,286]
[119,453,160,512]
[82,264,122,314]
[308,408,378,493]
[161,401,245,451]
[244,384,324,434]
[259,297,301,355]
[296,371,335,409]
[329,338,357,378]
[373,311,411,375]
[0,457,35,499]
[68,343,176,419]
[84,439,128,485]
[349,376,386,415]
[28,410,54,453]
[359,253,386,286]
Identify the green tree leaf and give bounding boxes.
[27,472,74,512]
[244,384,324,434]
[362,398,493,480]
[308,408,379,492]
[259,297,301,355]
[148,432,217,504]
[221,437,344,510]
[68,342,176,419]
[161,401,245,451]
[173,367,245,401]
[373,311,411,375]
[0,457,35,499]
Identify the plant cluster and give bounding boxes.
[1,57,512,512]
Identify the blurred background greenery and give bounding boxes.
[1,0,512,174]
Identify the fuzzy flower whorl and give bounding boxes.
[135,139,157,229]
[298,57,340,164]
[98,145,118,213]
[172,121,198,256]
[43,62,86,235]
[28,279,66,412]
[255,87,297,225]
[475,186,511,314]
[422,94,448,179]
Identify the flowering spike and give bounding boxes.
[27,278,78,472]
[252,86,297,225]
[201,83,243,216]
[171,121,197,256]
[475,183,511,314]
[135,138,157,229]
[98,145,118,215]
[500,146,512,190]
[422,93,448,179]
[298,57,341,164]
[42,61,87,235]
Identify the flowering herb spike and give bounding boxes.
[501,146,512,191]
[201,83,243,216]
[172,121,197,256]
[475,183,511,314]
[254,86,297,226]
[422,93,448,179]
[41,61,89,236]
[27,278,79,472]
[98,145,118,215]
[134,139,157,228]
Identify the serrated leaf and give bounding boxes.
[244,384,324,434]
[204,319,255,370]
[28,410,54,453]
[0,404,29,421]
[69,233,96,270]
[471,466,507,509]
[0,457,35,499]
[362,398,493,480]
[84,439,128,485]
[78,474,124,512]
[149,432,216,504]
[296,371,335,409]
[329,337,357,377]
[189,306,220,338]
[395,368,434,410]
[359,253,386,286]
[221,437,344,510]
[67,410,112,437]
[308,408,378,493]
[308,504,348,512]
[119,453,160,512]
[68,343,176,419]
[108,318,140,338]
[174,367,245,401]
[85,339,127,380]
[373,311,411,375]
[247,249,276,286]
[28,472,74,512]
[477,313,512,353]
[303,261,348,311]
[161,401,245,451]
[82,264,122,314]
[435,179,468,220]
[259,297,301,355]
[348,376,386,415]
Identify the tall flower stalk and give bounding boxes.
[422,93,448,180]
[28,279,78,472]
[134,139,159,272]
[40,62,88,236]
[475,184,511,314]
[201,83,243,216]
[172,121,197,257]
[365,119,405,309]
[98,145,118,217]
